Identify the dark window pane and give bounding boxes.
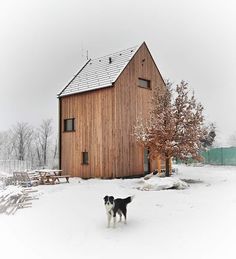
[138,78,151,89]
[82,152,89,164]
[64,119,75,132]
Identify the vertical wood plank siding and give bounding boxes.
[60,44,165,178]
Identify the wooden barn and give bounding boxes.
[58,42,166,178]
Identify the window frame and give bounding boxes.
[64,118,75,132]
[138,78,151,89]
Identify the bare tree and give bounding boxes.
[10,122,34,161]
[0,131,13,160]
[36,119,53,167]
[53,135,58,160]
[50,135,59,168]
[200,123,216,149]
[134,81,206,176]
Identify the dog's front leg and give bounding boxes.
[107,213,112,228]
[113,214,117,228]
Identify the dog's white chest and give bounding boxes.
[105,203,114,215]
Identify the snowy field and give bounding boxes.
[1,165,236,259]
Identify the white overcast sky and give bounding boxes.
[0,0,235,145]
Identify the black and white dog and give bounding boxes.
[103,195,134,228]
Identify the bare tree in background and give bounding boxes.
[200,123,216,149]
[0,131,12,160]
[10,122,34,161]
[0,119,58,170]
[134,81,206,177]
[53,135,58,160]
[36,119,53,167]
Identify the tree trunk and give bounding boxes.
[43,142,47,166]
[165,157,170,177]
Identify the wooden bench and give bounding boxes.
[50,175,70,184]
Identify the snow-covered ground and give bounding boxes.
[1,165,236,259]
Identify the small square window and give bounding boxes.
[64,118,75,132]
[82,152,89,165]
[138,78,151,89]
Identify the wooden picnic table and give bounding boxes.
[34,169,65,185]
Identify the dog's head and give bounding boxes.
[104,196,114,211]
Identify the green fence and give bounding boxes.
[202,147,236,166]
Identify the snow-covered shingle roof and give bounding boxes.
[58,44,140,97]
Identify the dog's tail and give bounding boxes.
[124,195,135,205]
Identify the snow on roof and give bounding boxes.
[58,44,140,97]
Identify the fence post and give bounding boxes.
[221,147,224,165]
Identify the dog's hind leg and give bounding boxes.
[123,208,127,224]
[118,210,122,222]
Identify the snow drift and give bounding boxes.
[136,175,189,191]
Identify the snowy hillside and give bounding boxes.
[0,165,236,259]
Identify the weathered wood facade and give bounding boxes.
[58,42,166,178]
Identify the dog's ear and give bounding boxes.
[109,196,114,202]
[104,196,108,201]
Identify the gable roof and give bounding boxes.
[58,44,140,97]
